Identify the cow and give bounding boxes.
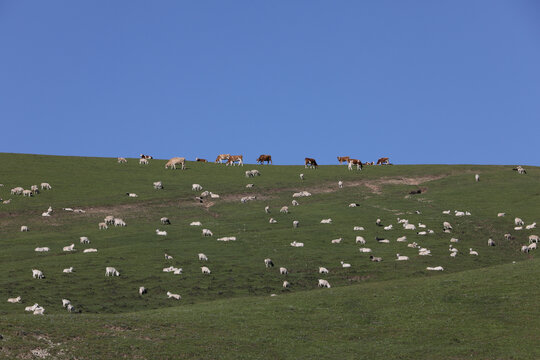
[348,159,363,171]
[305,158,318,169]
[196,158,207,162]
[165,157,185,170]
[140,154,153,159]
[215,154,230,164]
[337,156,350,164]
[257,155,272,165]
[377,157,390,165]
[226,155,243,166]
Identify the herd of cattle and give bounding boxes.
[116,154,391,168]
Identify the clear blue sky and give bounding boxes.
[1,1,539,165]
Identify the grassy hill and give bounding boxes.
[0,153,538,359]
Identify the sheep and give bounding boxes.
[283,281,290,288]
[504,233,512,240]
[293,220,299,228]
[190,221,202,226]
[114,218,126,227]
[139,287,147,296]
[264,206,270,213]
[246,184,254,188]
[348,203,359,207]
[202,229,213,237]
[22,190,33,197]
[455,211,465,217]
[290,241,304,247]
[32,269,44,279]
[475,174,480,182]
[62,299,71,308]
[217,236,237,241]
[117,157,127,163]
[529,235,539,243]
[164,253,173,260]
[98,222,108,230]
[450,251,457,258]
[264,258,274,268]
[30,185,39,193]
[515,226,523,231]
[292,191,311,197]
[3,199,11,204]
[167,291,181,300]
[443,222,452,231]
[25,303,39,312]
[104,215,115,224]
[163,266,176,273]
[528,243,537,251]
[67,304,75,313]
[331,238,342,244]
[105,267,120,276]
[63,267,74,273]
[11,186,24,195]
[83,248,97,253]
[526,223,536,230]
[63,244,75,252]
[338,180,343,188]
[450,237,459,243]
[72,208,84,214]
[515,217,524,226]
[210,192,220,198]
[153,181,163,189]
[396,236,407,242]
[396,254,409,261]
[241,196,256,203]
[521,245,530,253]
[280,206,289,214]
[78,236,89,244]
[370,255,382,262]
[41,211,51,217]
[355,236,366,244]
[408,242,419,248]
[269,218,277,224]
[160,217,171,225]
[292,200,299,206]
[488,238,496,246]
[299,174,304,180]
[20,225,28,232]
[198,253,208,261]
[33,306,45,315]
[192,184,203,191]
[340,261,351,268]
[418,248,431,256]
[513,166,527,174]
[40,183,52,190]
[426,266,444,271]
[34,247,50,252]
[417,231,427,236]
[126,193,138,198]
[497,213,505,217]
[358,247,372,253]
[376,218,382,226]
[318,279,331,288]
[418,223,427,229]
[449,245,459,253]
[245,170,261,178]
[354,226,365,231]
[320,218,332,224]
[7,296,21,303]
[469,248,479,256]
[384,224,393,231]
[201,266,211,274]
[280,267,288,275]
[139,158,149,165]
[404,223,416,230]
[442,210,451,214]
[156,229,167,236]
[319,267,329,274]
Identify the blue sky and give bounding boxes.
[1,1,539,165]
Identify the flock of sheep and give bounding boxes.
[4,158,536,315]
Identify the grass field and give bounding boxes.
[0,153,539,359]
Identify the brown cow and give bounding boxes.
[226,155,244,166]
[305,158,318,169]
[337,156,350,164]
[348,159,363,171]
[257,155,272,165]
[377,157,390,165]
[215,154,230,164]
[196,158,207,162]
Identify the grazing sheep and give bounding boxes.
[167,291,181,300]
[246,183,254,188]
[426,266,444,271]
[30,185,39,194]
[279,267,288,275]
[40,183,52,190]
[114,218,126,227]
[80,236,90,244]
[104,215,115,224]
[160,217,171,225]
[396,236,407,242]
[292,200,299,206]
[443,222,452,231]
[280,206,289,214]
[139,287,147,296]
[290,241,304,247]
[318,279,331,288]
[153,181,163,189]
[354,226,365,231]
[201,266,211,274]
[98,222,108,230]
[299,174,304,180]
[139,158,149,165]
[165,157,186,170]
[190,221,202,226]
[376,218,382,226]
[32,269,44,279]
[526,222,536,230]
[22,190,33,197]
[355,236,366,244]
[269,218,277,224]
[156,229,167,236]
[349,203,360,207]
[293,220,299,228]
[283,281,290,288]
[83,248,97,253]
[359,248,372,253]
[126,193,138,198]
[202,229,213,237]
[63,267,74,273]
[469,248,479,256]
[105,267,120,276]
[320,218,332,224]
[396,254,409,261]
[67,304,75,313]
[63,244,75,252]
[488,238,496,246]
[62,299,71,308]
[198,253,208,261]
[340,261,351,268]
[521,245,530,253]
[497,213,505,217]
[475,174,480,182]
[515,217,524,226]
[264,258,274,268]
[529,235,539,243]
[7,296,21,303]
[3,199,12,204]
[331,238,342,244]
[528,243,537,251]
[319,267,329,274]
[384,224,393,231]
[20,225,28,232]
[117,157,127,163]
[192,184,203,191]
[264,206,270,213]
[338,180,343,188]
[370,255,382,262]
[34,247,50,252]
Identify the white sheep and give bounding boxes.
[118,157,127,163]
[167,291,181,300]
[469,248,479,256]
[355,236,366,244]
[404,223,416,230]
[63,267,74,273]
[7,296,21,303]
[114,218,126,227]
[246,183,254,188]
[529,235,539,243]
[283,281,290,288]
[443,222,452,231]
[293,220,299,228]
[521,245,530,253]
[384,224,393,231]
[80,236,90,244]
[25,303,39,312]
[528,243,537,251]
[455,211,465,217]
[40,182,52,190]
[290,241,304,247]
[497,212,505,217]
[299,174,304,180]
[377,238,390,244]
[320,218,332,224]
[318,279,331,288]
[370,255,383,262]
[279,267,288,275]
[338,180,343,188]
[63,244,75,252]
[190,221,202,226]
[396,236,407,242]
[127,193,138,198]
[33,306,45,315]
[348,203,359,207]
[396,254,409,261]
[408,242,418,248]
[417,231,427,236]
[475,174,480,182]
[202,229,213,236]
[264,206,270,213]
[450,237,459,243]
[426,266,444,271]
[164,253,173,260]
[198,253,208,261]
[269,218,277,224]
[192,184,203,191]
[264,258,274,268]
[515,217,524,226]
[156,229,167,236]
[201,266,211,274]
[331,238,342,244]
[153,181,163,189]
[20,225,28,232]
[515,226,523,231]
[442,210,451,214]
[139,287,147,295]
[160,217,170,225]
[526,223,536,230]
[22,190,33,197]
[98,222,108,230]
[292,200,299,206]
[280,206,289,214]
[292,191,311,197]
[241,196,256,203]
[104,215,115,224]
[67,304,75,313]
[62,299,71,308]
[488,238,495,246]
[32,269,44,279]
[319,267,329,274]
[139,158,149,165]
[354,226,365,231]
[358,247,372,253]
[83,248,98,253]
[105,267,120,276]
[34,247,49,252]
[418,223,426,229]
[340,261,351,268]
[217,236,236,241]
